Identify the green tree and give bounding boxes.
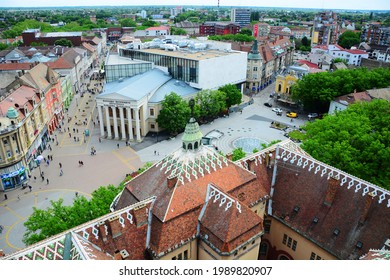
[291,67,390,112]
[338,30,361,49]
[301,36,310,47]
[156,92,191,135]
[54,38,73,47]
[23,184,124,246]
[301,99,390,189]
[171,27,187,35]
[218,84,242,108]
[194,89,226,122]
[119,18,137,28]
[240,28,252,36]
[232,148,246,161]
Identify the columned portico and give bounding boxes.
[112,106,119,139]
[119,107,126,140]
[127,108,133,140]
[98,105,104,137]
[105,106,112,138]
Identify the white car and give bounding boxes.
[272,107,283,114]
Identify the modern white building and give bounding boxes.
[309,44,369,66]
[119,44,247,90]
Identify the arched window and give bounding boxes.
[279,254,290,260]
[188,143,193,150]
[278,84,282,92]
[194,141,199,149]
[183,143,186,149]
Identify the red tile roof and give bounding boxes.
[268,146,390,259]
[0,63,34,71]
[199,185,263,253]
[114,146,268,255]
[298,59,319,69]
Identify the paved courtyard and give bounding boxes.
[0,83,307,255]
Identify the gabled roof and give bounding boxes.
[45,56,73,69]
[199,184,263,253]
[247,144,390,260]
[3,197,156,260]
[335,91,372,105]
[0,63,33,71]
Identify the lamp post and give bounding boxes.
[35,159,42,176]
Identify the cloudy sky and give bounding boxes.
[1,0,389,10]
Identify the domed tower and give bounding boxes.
[6,107,19,124]
[181,99,203,151]
[246,40,264,93]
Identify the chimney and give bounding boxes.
[133,204,149,228]
[247,158,256,172]
[97,220,108,243]
[360,192,375,224]
[167,175,178,189]
[107,215,122,238]
[324,175,339,206]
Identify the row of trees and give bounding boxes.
[157,84,242,135]
[291,67,390,112]
[208,33,255,43]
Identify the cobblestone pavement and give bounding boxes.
[0,83,307,255]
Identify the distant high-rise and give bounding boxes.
[311,11,339,46]
[231,8,251,27]
[140,10,147,19]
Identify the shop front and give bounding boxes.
[0,162,28,191]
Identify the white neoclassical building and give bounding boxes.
[96,68,198,141]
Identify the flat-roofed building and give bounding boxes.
[120,46,247,90]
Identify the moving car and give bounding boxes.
[287,111,298,118]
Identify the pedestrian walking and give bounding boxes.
[46,178,49,185]
[77,137,80,142]
[99,138,101,143]
[41,175,44,182]
[154,150,156,155]
[117,143,119,149]
[60,169,63,176]
[28,185,32,192]
[34,176,36,181]
[4,194,7,200]
[77,129,79,133]
[67,127,70,132]
[69,132,71,138]
[74,136,76,142]
[73,128,75,133]
[59,162,62,168]
[17,195,20,200]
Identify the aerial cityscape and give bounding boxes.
[0,0,389,265]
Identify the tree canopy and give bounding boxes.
[156,92,191,135]
[208,34,255,42]
[218,84,242,108]
[231,148,246,161]
[301,99,390,189]
[338,30,361,49]
[54,38,73,47]
[194,89,227,122]
[23,184,124,246]
[291,67,390,112]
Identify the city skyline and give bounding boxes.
[1,0,390,11]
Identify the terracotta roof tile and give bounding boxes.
[0,63,33,71]
[271,147,390,259]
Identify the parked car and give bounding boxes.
[264,102,272,107]
[272,107,283,114]
[308,113,318,119]
[287,111,298,118]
